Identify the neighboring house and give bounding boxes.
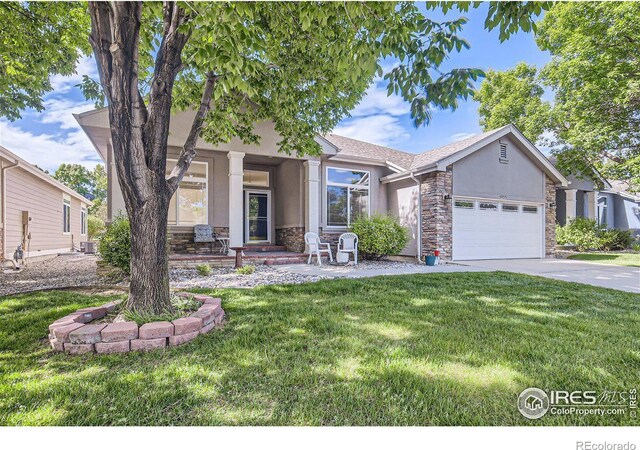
[76,108,567,261]
[552,160,640,236]
[598,181,640,236]
[0,146,91,265]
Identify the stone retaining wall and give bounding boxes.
[169,227,229,254]
[48,293,225,355]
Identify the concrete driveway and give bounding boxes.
[458,258,639,293]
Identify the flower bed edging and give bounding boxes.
[48,293,225,355]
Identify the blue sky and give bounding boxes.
[0,3,550,172]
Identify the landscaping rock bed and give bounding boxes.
[170,264,331,288]
[48,293,225,355]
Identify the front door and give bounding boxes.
[244,190,271,243]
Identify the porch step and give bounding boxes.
[243,245,287,253]
[169,251,307,269]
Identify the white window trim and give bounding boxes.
[80,205,87,236]
[167,159,209,226]
[63,195,71,235]
[244,189,271,243]
[325,166,371,229]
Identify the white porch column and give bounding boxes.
[227,151,245,256]
[565,189,577,221]
[586,191,597,220]
[303,160,320,250]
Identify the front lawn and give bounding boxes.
[1,273,639,426]
[568,252,640,267]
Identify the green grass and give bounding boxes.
[568,252,640,267]
[0,273,639,426]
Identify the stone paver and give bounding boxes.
[95,341,130,354]
[168,330,199,346]
[191,306,216,325]
[64,343,95,355]
[139,321,174,339]
[52,323,85,343]
[76,307,107,322]
[131,338,166,351]
[200,322,216,334]
[172,317,202,335]
[101,322,138,342]
[50,338,64,352]
[69,324,107,344]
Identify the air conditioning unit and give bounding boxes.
[81,242,96,254]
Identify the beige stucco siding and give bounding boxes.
[387,177,419,256]
[5,166,88,256]
[275,159,304,228]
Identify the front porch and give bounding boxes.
[169,247,307,269]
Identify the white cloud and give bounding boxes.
[50,56,99,93]
[333,115,410,148]
[349,80,409,118]
[0,120,100,172]
[40,97,96,130]
[450,132,476,142]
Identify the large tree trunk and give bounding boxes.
[88,1,216,316]
[127,194,171,315]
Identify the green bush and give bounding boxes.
[196,264,212,276]
[236,265,256,275]
[97,215,131,274]
[350,214,408,260]
[599,229,634,251]
[556,217,634,251]
[87,215,105,241]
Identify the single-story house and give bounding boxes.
[598,181,640,236]
[553,160,640,236]
[76,108,567,261]
[0,146,91,265]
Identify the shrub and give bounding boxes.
[556,217,634,251]
[350,214,408,260]
[97,215,131,274]
[632,242,640,252]
[236,265,256,275]
[87,215,105,241]
[196,264,212,276]
[555,218,602,252]
[599,229,634,251]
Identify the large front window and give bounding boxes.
[326,167,369,227]
[167,160,208,226]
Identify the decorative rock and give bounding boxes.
[168,330,199,347]
[69,324,107,344]
[95,340,130,354]
[76,306,107,322]
[131,338,166,351]
[172,317,202,335]
[50,338,64,352]
[101,322,138,342]
[139,321,174,339]
[52,322,85,343]
[200,321,216,335]
[65,343,95,355]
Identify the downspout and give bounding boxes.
[409,172,422,263]
[1,157,19,268]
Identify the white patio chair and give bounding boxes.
[304,232,333,265]
[338,232,358,265]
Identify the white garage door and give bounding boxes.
[452,198,544,260]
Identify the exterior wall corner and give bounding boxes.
[420,170,453,260]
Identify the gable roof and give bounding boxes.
[327,125,568,186]
[0,146,92,205]
[603,180,640,202]
[323,134,416,170]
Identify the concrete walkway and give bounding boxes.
[275,262,487,279]
[459,258,640,294]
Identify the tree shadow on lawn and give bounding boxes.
[1,272,639,425]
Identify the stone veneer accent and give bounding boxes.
[420,170,453,260]
[169,227,229,254]
[545,176,557,258]
[48,294,225,355]
[275,226,305,253]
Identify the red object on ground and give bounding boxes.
[229,247,247,268]
[434,250,440,257]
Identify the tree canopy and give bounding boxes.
[475,2,640,190]
[53,163,107,216]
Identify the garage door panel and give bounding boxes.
[452,198,543,260]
